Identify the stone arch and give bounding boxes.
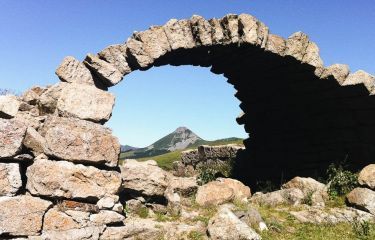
[59,13,373,184]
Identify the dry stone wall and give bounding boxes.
[0,13,375,238]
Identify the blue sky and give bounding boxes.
[0,1,374,146]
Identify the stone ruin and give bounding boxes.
[0,13,375,238]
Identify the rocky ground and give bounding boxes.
[110,159,375,240]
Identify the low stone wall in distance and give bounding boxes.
[175,144,245,177]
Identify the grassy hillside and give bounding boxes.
[120,137,244,170]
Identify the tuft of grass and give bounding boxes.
[135,206,149,218]
[187,230,205,240]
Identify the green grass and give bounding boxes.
[257,205,375,240]
[120,138,244,170]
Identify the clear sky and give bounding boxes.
[0,1,374,147]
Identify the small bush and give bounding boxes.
[327,162,358,198]
[352,218,371,239]
[196,160,233,185]
[301,191,314,206]
[197,166,217,185]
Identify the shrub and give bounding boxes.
[187,231,205,240]
[327,162,358,198]
[196,160,233,185]
[352,218,371,239]
[301,191,314,206]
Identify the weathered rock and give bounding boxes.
[165,187,181,215]
[221,14,240,44]
[97,196,117,210]
[57,200,99,213]
[208,206,261,240]
[0,195,52,236]
[100,219,162,240]
[282,177,326,195]
[56,83,115,123]
[132,25,171,62]
[285,31,323,68]
[217,178,251,202]
[198,144,244,160]
[126,38,155,69]
[0,95,20,118]
[23,127,46,156]
[41,226,105,240]
[290,207,375,224]
[320,64,350,84]
[251,188,305,207]
[358,164,375,190]
[0,118,27,159]
[164,19,195,50]
[346,187,375,214]
[112,203,123,213]
[83,53,123,87]
[43,208,90,231]
[343,70,375,93]
[40,116,120,167]
[190,15,212,46]
[22,86,45,105]
[0,163,22,196]
[209,18,226,44]
[55,56,95,85]
[235,207,268,232]
[196,181,234,206]
[26,159,122,201]
[121,159,168,197]
[89,210,125,225]
[265,34,286,55]
[238,14,269,48]
[167,176,198,197]
[181,149,200,166]
[14,111,44,129]
[98,44,132,75]
[38,82,68,114]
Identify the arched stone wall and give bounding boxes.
[0,13,374,238]
[79,13,374,183]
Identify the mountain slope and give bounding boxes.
[120,126,244,160]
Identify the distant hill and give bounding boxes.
[120,126,244,160]
[120,145,140,152]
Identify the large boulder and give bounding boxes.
[56,83,115,123]
[208,207,261,240]
[26,159,122,201]
[282,177,326,195]
[196,181,234,206]
[282,176,328,206]
[39,116,120,167]
[0,118,27,159]
[0,163,22,196]
[41,226,105,240]
[358,164,375,190]
[120,159,168,197]
[251,188,305,207]
[0,95,20,118]
[346,187,375,215]
[55,56,95,85]
[0,195,52,236]
[217,178,251,202]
